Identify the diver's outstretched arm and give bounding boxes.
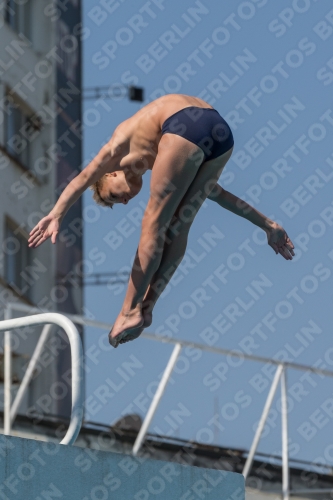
[28,143,121,248]
[208,184,295,260]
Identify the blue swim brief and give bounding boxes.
[161,106,234,161]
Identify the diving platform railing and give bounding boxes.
[1,309,84,445]
[2,301,333,500]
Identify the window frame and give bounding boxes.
[3,215,32,301]
[5,0,31,40]
[3,89,34,170]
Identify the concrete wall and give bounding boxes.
[0,435,245,500]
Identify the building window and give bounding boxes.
[4,218,32,300]
[5,0,31,39]
[4,93,31,168]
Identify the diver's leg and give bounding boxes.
[119,147,233,344]
[109,134,204,347]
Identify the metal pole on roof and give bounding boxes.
[132,343,182,456]
[242,364,283,479]
[281,368,290,500]
[3,303,13,435]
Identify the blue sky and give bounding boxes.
[81,0,333,465]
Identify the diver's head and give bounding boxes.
[91,170,143,208]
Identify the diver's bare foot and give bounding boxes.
[118,303,154,345]
[142,302,153,328]
[109,307,144,348]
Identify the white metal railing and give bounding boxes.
[2,308,84,445]
[3,302,333,498]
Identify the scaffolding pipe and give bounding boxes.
[10,324,53,425]
[281,368,290,500]
[3,307,11,435]
[132,343,182,456]
[242,364,283,479]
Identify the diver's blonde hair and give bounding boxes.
[90,176,114,209]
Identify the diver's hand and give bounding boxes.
[28,213,62,248]
[265,222,295,260]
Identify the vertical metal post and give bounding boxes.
[132,343,182,456]
[10,324,53,425]
[243,364,283,479]
[4,304,12,435]
[281,368,289,500]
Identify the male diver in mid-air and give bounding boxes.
[28,94,295,348]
